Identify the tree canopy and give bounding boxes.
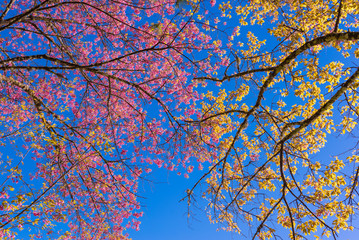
[0,0,359,239]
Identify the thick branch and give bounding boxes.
[281,67,359,143]
[333,0,343,33]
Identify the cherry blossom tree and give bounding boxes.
[0,0,216,239]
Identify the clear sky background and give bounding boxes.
[130,168,237,240]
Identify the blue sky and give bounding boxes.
[130,168,237,240]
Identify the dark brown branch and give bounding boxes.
[333,0,343,33]
[347,166,359,203]
[0,0,15,21]
[281,67,359,143]
[184,109,247,124]
[0,0,52,31]
[194,67,275,82]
